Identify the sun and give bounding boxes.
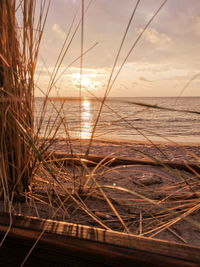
[81,75,91,88]
[72,72,103,92]
[73,73,92,88]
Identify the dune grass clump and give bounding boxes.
[0,0,49,200]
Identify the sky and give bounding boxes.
[35,0,200,97]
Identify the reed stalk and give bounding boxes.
[0,0,48,200]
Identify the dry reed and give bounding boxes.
[0,0,49,199]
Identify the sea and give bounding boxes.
[35,97,200,143]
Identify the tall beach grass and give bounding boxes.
[0,0,49,200]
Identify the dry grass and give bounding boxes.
[0,0,49,199]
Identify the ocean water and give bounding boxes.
[35,97,200,143]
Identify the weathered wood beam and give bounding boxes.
[52,152,200,173]
[0,213,200,266]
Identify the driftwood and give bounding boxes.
[52,152,200,173]
[0,212,200,266]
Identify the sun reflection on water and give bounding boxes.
[80,98,92,139]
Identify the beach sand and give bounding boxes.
[1,139,200,246]
[50,138,200,164]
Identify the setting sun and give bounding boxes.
[80,75,91,88]
[73,73,92,88]
[72,72,102,92]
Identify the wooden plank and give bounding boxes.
[0,212,200,266]
[52,152,200,173]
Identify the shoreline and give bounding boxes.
[47,138,200,147]
[44,136,200,147]
[81,137,200,147]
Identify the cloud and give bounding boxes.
[140,28,171,45]
[52,24,66,39]
[170,12,200,37]
[139,76,153,82]
[193,17,200,36]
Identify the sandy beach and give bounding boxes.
[50,138,200,164]
[1,138,198,247]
